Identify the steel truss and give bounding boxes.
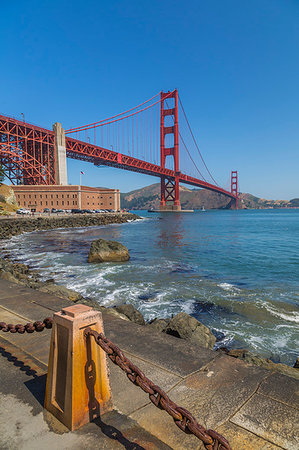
[0,115,56,185]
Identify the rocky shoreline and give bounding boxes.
[0,214,298,379]
[0,213,140,239]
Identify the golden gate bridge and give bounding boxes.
[0,89,238,209]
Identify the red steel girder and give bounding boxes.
[0,115,56,185]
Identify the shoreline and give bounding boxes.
[0,214,298,378]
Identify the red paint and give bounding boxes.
[0,90,238,208]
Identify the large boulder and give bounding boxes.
[88,239,130,263]
[165,312,216,349]
[114,304,145,325]
[147,318,170,333]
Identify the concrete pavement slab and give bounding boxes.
[130,354,269,449]
[231,393,299,449]
[258,372,299,409]
[216,422,282,449]
[103,314,217,377]
[110,351,182,416]
[0,340,171,450]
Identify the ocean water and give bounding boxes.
[2,209,299,366]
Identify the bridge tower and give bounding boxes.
[230,170,239,209]
[160,89,181,211]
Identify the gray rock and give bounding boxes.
[148,318,170,333]
[106,308,130,322]
[88,238,130,263]
[39,283,83,302]
[165,312,216,349]
[114,304,145,325]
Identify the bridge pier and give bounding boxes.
[160,176,181,211]
[159,90,181,211]
[53,122,68,185]
[230,170,239,209]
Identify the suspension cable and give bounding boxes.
[164,99,207,181]
[178,95,219,186]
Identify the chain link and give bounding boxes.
[85,328,231,450]
[0,317,53,333]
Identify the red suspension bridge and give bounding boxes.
[0,89,238,209]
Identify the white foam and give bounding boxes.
[262,304,299,323]
[218,282,241,292]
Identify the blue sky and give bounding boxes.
[1,0,298,199]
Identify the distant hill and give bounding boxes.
[120,183,298,210]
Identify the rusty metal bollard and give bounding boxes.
[44,304,113,430]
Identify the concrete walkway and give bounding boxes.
[0,279,298,449]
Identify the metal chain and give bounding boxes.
[0,317,53,333]
[85,328,231,450]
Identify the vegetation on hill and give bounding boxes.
[0,184,18,214]
[121,183,297,210]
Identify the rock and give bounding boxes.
[147,318,170,332]
[227,349,299,380]
[88,238,130,263]
[39,284,83,302]
[0,270,22,284]
[106,308,130,322]
[114,304,145,325]
[165,312,216,349]
[12,263,29,274]
[228,349,248,359]
[293,358,299,369]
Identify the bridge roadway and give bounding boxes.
[0,114,236,200]
[0,278,297,449]
[66,136,236,199]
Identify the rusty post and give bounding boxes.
[44,304,113,430]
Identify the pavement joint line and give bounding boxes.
[0,304,36,323]
[257,391,299,411]
[0,332,50,367]
[0,335,48,373]
[30,300,60,312]
[226,370,272,422]
[119,348,185,379]
[227,420,286,449]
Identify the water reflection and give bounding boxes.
[156,213,185,249]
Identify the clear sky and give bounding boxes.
[1,0,298,199]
